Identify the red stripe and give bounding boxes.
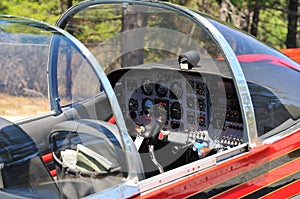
[50,169,57,177]
[260,179,300,199]
[108,116,116,124]
[42,153,53,163]
[140,131,300,199]
[281,48,300,64]
[212,157,300,199]
[236,54,300,71]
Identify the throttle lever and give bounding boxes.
[172,143,193,155]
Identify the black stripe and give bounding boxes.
[188,147,300,198]
[241,170,300,199]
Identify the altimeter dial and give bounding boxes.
[128,98,138,111]
[142,78,153,96]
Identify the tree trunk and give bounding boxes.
[201,0,208,13]
[286,0,298,48]
[64,0,73,99]
[220,1,228,22]
[67,0,72,8]
[59,0,73,14]
[250,0,260,37]
[65,49,72,100]
[240,7,250,32]
[121,5,147,67]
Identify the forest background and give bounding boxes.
[0,0,299,50]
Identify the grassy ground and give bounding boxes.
[0,93,49,121]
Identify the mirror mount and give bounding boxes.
[178,50,200,70]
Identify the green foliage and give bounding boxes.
[258,7,287,48]
[0,1,8,14]
[0,0,297,48]
[0,0,82,25]
[2,0,57,24]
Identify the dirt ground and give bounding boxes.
[0,93,49,122]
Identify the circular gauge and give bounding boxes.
[198,99,205,111]
[170,82,182,98]
[187,112,196,124]
[199,114,206,127]
[142,79,153,96]
[155,81,168,97]
[170,102,182,120]
[130,111,137,119]
[171,121,183,130]
[187,97,194,108]
[196,82,205,95]
[128,98,138,111]
[142,98,153,115]
[127,79,137,91]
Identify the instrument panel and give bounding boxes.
[110,68,244,150]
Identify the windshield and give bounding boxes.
[57,1,254,178]
[210,19,300,137]
[52,1,300,197]
[59,3,227,74]
[58,1,300,140]
[0,17,54,120]
[0,15,142,198]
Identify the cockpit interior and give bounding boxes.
[107,55,245,177]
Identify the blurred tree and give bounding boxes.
[200,0,298,48]
[58,0,76,100]
[0,1,8,15]
[0,0,298,48]
[258,1,287,48]
[59,0,73,14]
[0,0,81,24]
[1,0,61,24]
[250,0,260,37]
[121,5,148,67]
[286,0,298,48]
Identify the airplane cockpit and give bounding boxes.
[56,1,300,182]
[107,53,245,177]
